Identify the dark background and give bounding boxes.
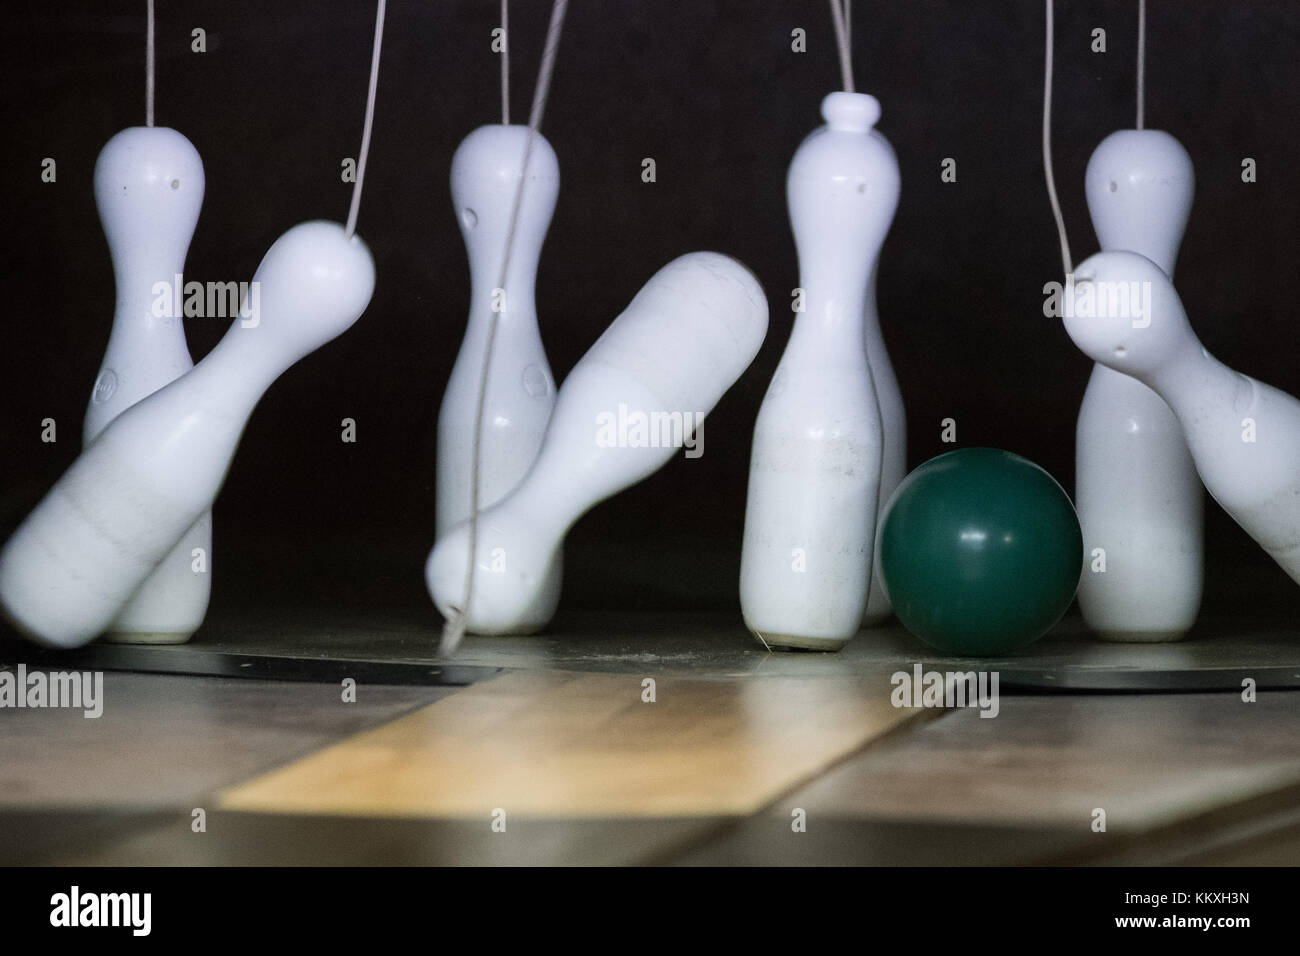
[2,0,1299,629]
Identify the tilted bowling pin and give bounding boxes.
[1076,130,1203,642]
[427,252,768,635]
[0,221,375,648]
[437,126,561,629]
[85,126,212,644]
[739,92,895,651]
[1064,251,1300,585]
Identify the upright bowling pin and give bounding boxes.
[1064,251,1300,585]
[0,221,375,648]
[739,92,896,651]
[861,258,905,625]
[86,126,212,644]
[437,126,561,630]
[427,252,768,635]
[1076,130,1202,642]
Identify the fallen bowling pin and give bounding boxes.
[1063,251,1300,585]
[86,126,213,644]
[438,125,562,629]
[0,220,375,648]
[427,251,769,635]
[1076,129,1203,642]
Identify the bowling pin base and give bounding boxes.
[446,619,547,638]
[100,630,197,645]
[750,630,851,653]
[1091,628,1190,644]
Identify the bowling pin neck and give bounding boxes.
[787,92,899,335]
[167,335,275,421]
[156,238,379,434]
[486,363,655,546]
[200,319,339,397]
[102,274,193,357]
[464,270,540,329]
[451,124,559,316]
[488,479,571,548]
[462,201,546,318]
[196,221,376,389]
[95,127,205,296]
[1148,343,1243,420]
[107,254,190,321]
[795,276,870,343]
[196,322,314,395]
[1065,251,1202,385]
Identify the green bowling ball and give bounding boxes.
[878,448,1082,656]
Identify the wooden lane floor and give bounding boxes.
[1,636,933,863]
[0,672,451,864]
[1,666,931,865]
[17,687,1300,865]
[676,691,1300,865]
[0,673,450,811]
[218,670,928,819]
[4,611,1300,865]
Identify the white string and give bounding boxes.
[526,0,567,131]
[829,0,854,93]
[501,0,509,125]
[1042,0,1072,277]
[145,0,155,126]
[345,0,387,239]
[440,0,569,657]
[1136,0,1146,129]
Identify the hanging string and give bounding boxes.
[1136,0,1146,129]
[1042,0,1072,277]
[526,0,567,131]
[145,0,155,126]
[440,0,570,657]
[345,0,387,239]
[501,0,510,124]
[829,0,855,93]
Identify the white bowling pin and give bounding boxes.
[1064,251,1300,585]
[861,259,905,625]
[427,252,768,635]
[437,125,561,630]
[1076,129,1203,642]
[739,92,895,651]
[85,126,212,644]
[0,221,375,648]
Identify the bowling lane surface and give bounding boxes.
[0,673,447,810]
[3,611,1300,865]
